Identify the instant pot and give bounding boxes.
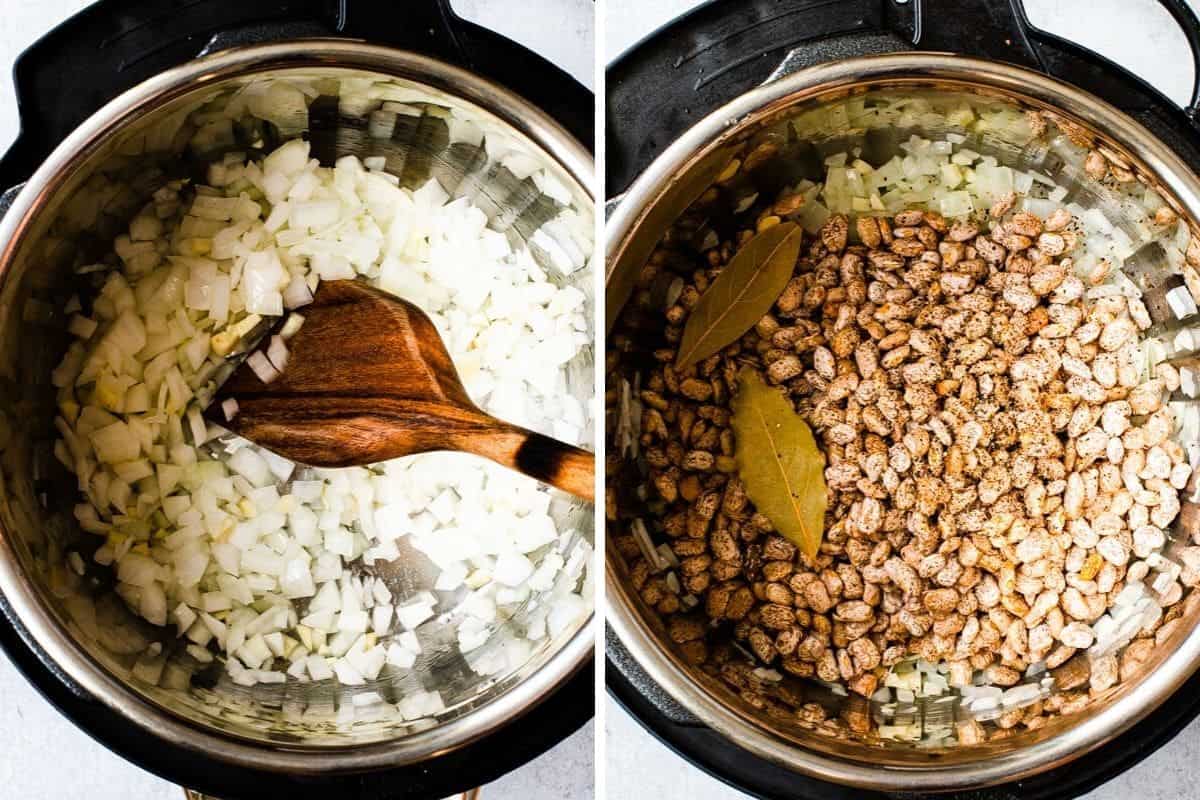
[0,2,594,798]
[606,1,1200,798]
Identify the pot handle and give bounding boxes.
[892,0,1200,122]
[335,0,592,148]
[1047,0,1200,119]
[607,0,1200,195]
[889,0,1200,175]
[0,0,590,191]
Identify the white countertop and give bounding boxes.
[0,1,593,798]
[605,1,1200,798]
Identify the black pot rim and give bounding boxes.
[607,651,1200,800]
[0,2,596,797]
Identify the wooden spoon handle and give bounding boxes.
[466,424,595,503]
[512,430,596,502]
[211,387,595,500]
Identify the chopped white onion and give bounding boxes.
[282,275,314,309]
[50,134,592,702]
[266,335,289,372]
[247,351,279,384]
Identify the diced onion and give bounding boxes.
[247,351,279,384]
[266,335,289,373]
[49,132,592,699]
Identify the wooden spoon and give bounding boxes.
[204,280,594,502]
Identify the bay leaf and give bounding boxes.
[675,222,803,370]
[731,366,827,559]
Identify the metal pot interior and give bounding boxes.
[606,62,1200,786]
[0,50,594,759]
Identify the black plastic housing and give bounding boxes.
[606,1,1200,798]
[0,2,594,798]
[0,0,593,189]
[607,0,1200,194]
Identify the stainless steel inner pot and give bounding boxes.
[0,40,594,774]
[606,53,1200,791]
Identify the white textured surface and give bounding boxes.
[0,1,593,798]
[606,1,1200,799]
